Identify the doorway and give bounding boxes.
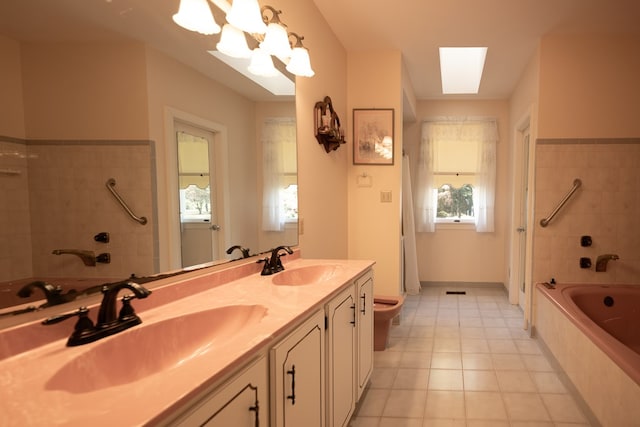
[175,122,223,267]
[164,108,231,271]
[517,127,530,312]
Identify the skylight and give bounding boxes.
[439,47,487,94]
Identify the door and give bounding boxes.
[175,121,223,267]
[517,128,530,312]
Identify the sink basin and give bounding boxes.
[45,304,267,393]
[271,265,343,286]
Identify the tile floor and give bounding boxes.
[349,284,594,427]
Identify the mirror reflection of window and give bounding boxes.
[262,118,297,231]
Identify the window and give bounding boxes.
[262,118,297,231]
[433,135,480,223]
[415,119,497,232]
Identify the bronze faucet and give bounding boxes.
[595,254,619,272]
[51,249,110,266]
[42,280,151,346]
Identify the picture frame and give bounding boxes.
[353,108,394,165]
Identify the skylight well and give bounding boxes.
[439,47,487,94]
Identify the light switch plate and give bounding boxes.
[380,191,392,203]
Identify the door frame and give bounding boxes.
[164,107,231,271]
[509,108,537,328]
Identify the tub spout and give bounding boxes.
[595,254,619,272]
[52,249,110,266]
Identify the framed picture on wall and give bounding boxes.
[353,108,394,165]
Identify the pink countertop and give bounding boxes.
[0,258,374,426]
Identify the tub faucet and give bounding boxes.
[595,254,619,272]
[17,280,77,307]
[52,249,110,266]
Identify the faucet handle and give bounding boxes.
[42,307,95,343]
[118,295,142,324]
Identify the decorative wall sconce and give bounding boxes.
[173,0,314,78]
[314,96,345,153]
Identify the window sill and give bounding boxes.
[435,222,476,230]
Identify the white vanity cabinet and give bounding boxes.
[271,309,325,427]
[170,355,269,426]
[326,285,357,427]
[356,270,374,399]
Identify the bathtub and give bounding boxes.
[535,283,640,427]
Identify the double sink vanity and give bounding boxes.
[0,251,375,426]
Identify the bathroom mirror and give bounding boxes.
[0,0,298,318]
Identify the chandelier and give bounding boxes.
[173,0,315,78]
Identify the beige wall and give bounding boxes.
[20,41,149,140]
[144,47,259,271]
[405,100,511,284]
[279,0,349,260]
[347,51,404,296]
[538,32,640,139]
[0,35,25,138]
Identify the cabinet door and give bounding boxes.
[271,309,325,427]
[356,271,374,400]
[174,356,268,427]
[326,286,356,427]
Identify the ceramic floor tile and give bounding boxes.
[491,353,526,370]
[428,369,464,390]
[463,370,500,391]
[369,367,397,389]
[431,352,462,369]
[531,372,567,393]
[502,392,551,421]
[496,370,537,392]
[393,368,429,390]
[462,353,494,370]
[352,285,597,427]
[465,391,508,420]
[382,389,427,418]
[356,389,390,417]
[423,390,465,419]
[378,417,423,427]
[399,351,432,368]
[461,338,490,353]
[488,339,519,354]
[421,418,466,427]
[349,417,380,426]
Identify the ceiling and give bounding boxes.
[312,0,640,100]
[1,0,639,102]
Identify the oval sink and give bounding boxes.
[45,304,267,393]
[271,265,343,286]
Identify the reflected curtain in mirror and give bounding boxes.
[262,118,297,231]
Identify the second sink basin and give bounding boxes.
[271,264,343,286]
[45,304,268,393]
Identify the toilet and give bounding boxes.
[373,295,404,351]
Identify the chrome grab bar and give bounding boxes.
[539,178,581,227]
[105,178,148,225]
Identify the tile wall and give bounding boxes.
[0,140,156,283]
[533,140,640,285]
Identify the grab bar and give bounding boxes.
[540,178,581,227]
[105,178,148,225]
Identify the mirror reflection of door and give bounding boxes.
[175,122,221,267]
